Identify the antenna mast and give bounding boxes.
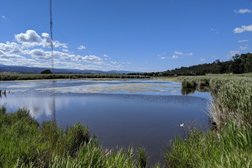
[49,0,54,73]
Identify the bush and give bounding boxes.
[41,69,52,74]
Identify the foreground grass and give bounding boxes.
[165,75,252,168]
[0,73,149,81]
[165,123,252,168]
[0,107,153,168]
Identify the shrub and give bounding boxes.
[41,69,52,74]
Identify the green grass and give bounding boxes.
[165,75,252,168]
[0,72,149,81]
[165,123,252,168]
[0,107,151,168]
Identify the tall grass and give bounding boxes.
[165,75,252,168]
[165,123,252,168]
[0,107,145,168]
[0,72,149,81]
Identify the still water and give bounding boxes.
[0,79,211,162]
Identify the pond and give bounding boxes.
[0,79,211,163]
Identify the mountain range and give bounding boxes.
[0,64,131,74]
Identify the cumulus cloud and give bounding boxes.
[77,45,86,50]
[234,9,251,14]
[15,30,41,43]
[30,49,48,58]
[83,55,102,62]
[15,30,67,48]
[234,25,252,33]
[0,29,124,70]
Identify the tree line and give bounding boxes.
[129,53,252,76]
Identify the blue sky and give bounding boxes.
[0,0,252,72]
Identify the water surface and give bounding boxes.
[0,79,211,162]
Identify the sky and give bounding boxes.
[0,0,252,72]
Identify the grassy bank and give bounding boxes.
[165,75,252,168]
[0,73,149,81]
[0,107,158,168]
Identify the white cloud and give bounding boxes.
[15,30,42,43]
[238,39,248,43]
[200,58,206,61]
[62,49,69,52]
[77,45,86,50]
[15,30,67,48]
[110,61,118,65]
[30,49,47,57]
[173,51,193,58]
[0,29,125,71]
[234,9,251,14]
[83,55,102,62]
[172,55,179,59]
[234,25,252,33]
[174,51,183,55]
[239,45,249,51]
[186,52,193,56]
[158,51,193,60]
[174,51,193,56]
[229,50,240,56]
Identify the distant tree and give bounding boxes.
[145,53,252,76]
[213,59,221,64]
[41,69,52,74]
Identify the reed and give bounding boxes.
[0,72,149,81]
[165,75,252,168]
[0,108,139,168]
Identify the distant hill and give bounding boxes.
[0,64,131,74]
[128,53,252,76]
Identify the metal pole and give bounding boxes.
[49,0,54,73]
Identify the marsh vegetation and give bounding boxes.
[165,75,252,168]
[0,107,155,168]
[0,75,251,167]
[0,73,149,81]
